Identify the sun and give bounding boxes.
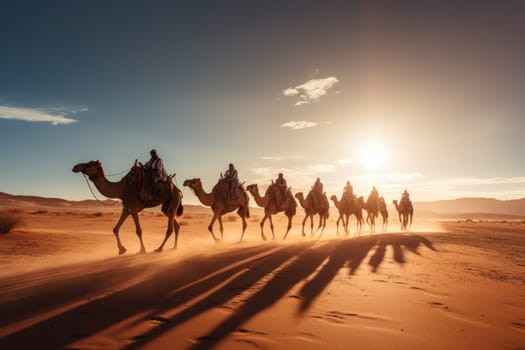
[359,142,388,169]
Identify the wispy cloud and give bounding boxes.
[283,76,339,106]
[280,120,331,130]
[281,120,318,130]
[0,105,83,125]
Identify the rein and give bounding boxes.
[105,168,130,177]
[83,174,120,206]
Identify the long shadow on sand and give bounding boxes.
[0,233,436,350]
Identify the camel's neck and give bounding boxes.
[297,194,308,209]
[91,170,126,199]
[393,201,400,212]
[192,183,214,206]
[251,187,269,207]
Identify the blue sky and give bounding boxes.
[1,0,525,203]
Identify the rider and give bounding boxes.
[144,149,166,193]
[402,189,411,202]
[312,177,324,209]
[343,180,354,196]
[224,163,239,199]
[368,186,379,209]
[275,173,288,207]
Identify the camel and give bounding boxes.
[378,196,389,231]
[330,194,351,235]
[246,183,297,240]
[295,192,329,236]
[352,196,366,234]
[331,194,365,235]
[183,178,250,242]
[365,195,379,233]
[72,160,183,255]
[393,198,413,230]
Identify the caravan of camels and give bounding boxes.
[73,159,414,255]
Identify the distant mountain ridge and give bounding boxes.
[1,192,524,217]
[416,197,525,216]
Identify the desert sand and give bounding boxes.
[0,199,524,349]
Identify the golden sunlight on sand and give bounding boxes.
[0,196,524,349]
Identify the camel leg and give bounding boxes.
[268,215,275,240]
[344,214,349,235]
[319,215,326,237]
[208,212,220,242]
[301,215,308,237]
[113,208,130,255]
[259,214,268,241]
[316,214,323,233]
[218,215,224,241]
[130,211,146,254]
[239,213,247,242]
[309,215,314,236]
[283,214,292,239]
[335,215,341,236]
[155,212,175,253]
[173,218,180,249]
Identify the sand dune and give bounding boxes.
[0,203,524,349]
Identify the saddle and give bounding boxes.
[133,166,173,202]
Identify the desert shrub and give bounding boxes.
[0,210,23,234]
[225,215,238,222]
[92,212,104,217]
[31,210,48,215]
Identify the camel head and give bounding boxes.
[392,199,398,206]
[183,178,202,191]
[330,194,337,201]
[246,184,258,194]
[294,192,304,200]
[72,160,102,179]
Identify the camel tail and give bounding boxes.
[177,203,184,216]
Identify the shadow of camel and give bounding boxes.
[0,234,436,350]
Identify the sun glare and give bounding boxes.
[359,142,388,169]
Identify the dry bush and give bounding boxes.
[0,210,23,234]
[224,215,238,222]
[31,210,48,215]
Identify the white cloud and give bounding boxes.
[0,105,79,125]
[283,76,339,106]
[281,120,318,130]
[283,88,299,96]
[69,107,88,114]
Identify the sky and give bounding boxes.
[1,0,525,204]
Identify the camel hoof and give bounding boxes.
[214,238,221,243]
[261,235,267,241]
[137,249,146,255]
[118,246,127,255]
[154,247,163,253]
